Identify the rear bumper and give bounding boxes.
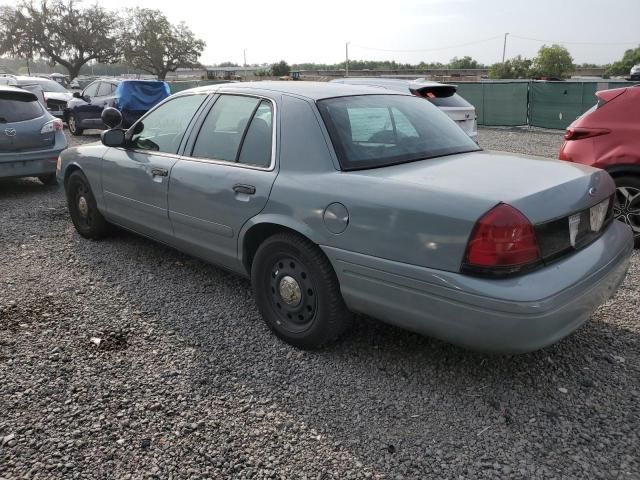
[0,135,67,179]
[322,220,633,353]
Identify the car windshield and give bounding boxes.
[428,93,473,108]
[0,92,43,122]
[317,94,480,170]
[29,79,68,93]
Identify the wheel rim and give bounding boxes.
[69,115,76,133]
[267,255,317,333]
[74,183,93,228]
[614,186,640,238]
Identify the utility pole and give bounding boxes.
[243,49,247,67]
[502,32,509,63]
[345,41,350,77]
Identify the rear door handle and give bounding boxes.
[151,167,168,177]
[233,184,256,195]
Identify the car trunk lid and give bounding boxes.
[350,150,614,224]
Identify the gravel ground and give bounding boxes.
[1,127,638,480]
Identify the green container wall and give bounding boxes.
[454,82,528,126]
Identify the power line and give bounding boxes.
[509,34,639,46]
[351,35,503,53]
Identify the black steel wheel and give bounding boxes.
[66,170,111,239]
[251,232,352,348]
[613,176,640,247]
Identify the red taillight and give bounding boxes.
[564,127,610,141]
[463,204,540,276]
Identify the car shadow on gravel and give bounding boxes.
[0,177,61,198]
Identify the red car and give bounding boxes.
[559,85,640,246]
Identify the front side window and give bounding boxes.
[192,95,273,167]
[129,94,206,154]
[317,94,480,170]
[83,82,99,98]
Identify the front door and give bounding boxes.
[101,93,209,242]
[168,94,278,270]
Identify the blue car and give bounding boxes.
[65,79,170,135]
[0,85,67,185]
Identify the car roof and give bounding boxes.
[0,84,39,99]
[183,81,409,100]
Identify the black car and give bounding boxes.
[64,79,170,135]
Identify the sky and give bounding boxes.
[2,0,639,66]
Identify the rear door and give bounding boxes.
[0,89,53,153]
[168,94,278,269]
[101,93,208,242]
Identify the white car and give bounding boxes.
[16,76,73,119]
[331,78,478,141]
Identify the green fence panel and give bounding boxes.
[454,82,528,126]
[482,83,528,126]
[453,83,485,125]
[530,82,592,129]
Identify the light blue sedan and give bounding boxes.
[57,82,633,353]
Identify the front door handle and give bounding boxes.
[151,167,168,177]
[233,184,256,195]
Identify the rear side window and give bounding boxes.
[97,82,114,96]
[192,95,273,167]
[0,92,43,122]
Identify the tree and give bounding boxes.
[271,60,290,77]
[448,56,481,69]
[488,55,532,79]
[216,61,239,67]
[605,46,640,76]
[531,44,574,79]
[0,0,120,80]
[120,8,205,80]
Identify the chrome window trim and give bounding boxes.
[184,93,277,172]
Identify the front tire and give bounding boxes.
[68,112,84,136]
[38,173,58,186]
[251,232,352,349]
[66,170,111,239]
[613,175,640,248]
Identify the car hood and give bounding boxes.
[347,150,614,224]
[45,91,72,101]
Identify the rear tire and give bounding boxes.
[251,232,352,349]
[68,112,84,136]
[613,175,640,248]
[38,174,58,186]
[66,170,111,239]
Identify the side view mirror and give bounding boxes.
[102,107,122,129]
[73,91,81,98]
[101,129,126,148]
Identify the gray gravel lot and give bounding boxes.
[1,127,638,479]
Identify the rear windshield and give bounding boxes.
[28,79,68,93]
[317,94,480,170]
[428,93,473,108]
[0,92,43,122]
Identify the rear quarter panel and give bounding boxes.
[58,144,109,207]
